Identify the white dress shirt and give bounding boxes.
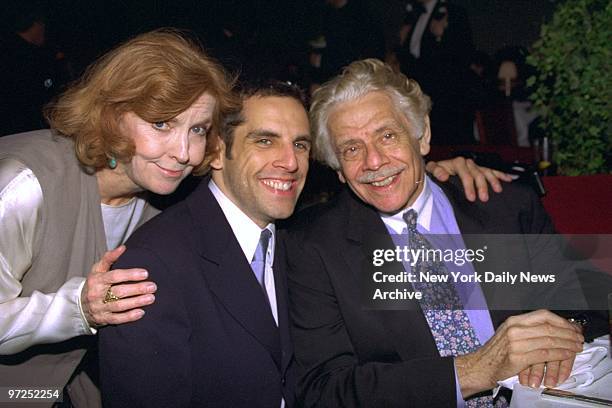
[208,179,279,326]
[209,179,284,408]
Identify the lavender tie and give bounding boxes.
[251,229,272,289]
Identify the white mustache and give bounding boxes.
[356,165,406,183]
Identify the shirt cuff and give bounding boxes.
[453,358,467,408]
[76,278,97,335]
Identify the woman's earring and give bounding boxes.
[108,156,117,169]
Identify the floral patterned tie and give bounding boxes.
[404,209,503,407]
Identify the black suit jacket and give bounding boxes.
[286,178,602,407]
[99,181,295,407]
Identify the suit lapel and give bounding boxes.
[273,233,294,376]
[341,190,441,361]
[186,182,281,364]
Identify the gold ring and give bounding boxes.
[103,286,120,303]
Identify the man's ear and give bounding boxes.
[209,137,226,171]
[419,116,432,157]
[337,170,346,184]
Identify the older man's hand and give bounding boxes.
[455,310,584,398]
[518,318,582,388]
[426,157,514,202]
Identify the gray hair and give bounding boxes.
[310,59,432,170]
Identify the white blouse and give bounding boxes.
[0,158,144,354]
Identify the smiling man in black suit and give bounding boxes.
[99,82,311,408]
[285,59,604,407]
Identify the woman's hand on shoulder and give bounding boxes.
[81,246,157,327]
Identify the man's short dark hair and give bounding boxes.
[220,80,307,159]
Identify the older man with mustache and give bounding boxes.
[285,60,603,407]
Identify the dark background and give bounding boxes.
[1,0,555,78]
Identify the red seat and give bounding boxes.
[541,175,612,234]
[541,175,612,276]
[475,101,518,146]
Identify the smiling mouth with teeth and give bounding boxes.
[262,179,293,192]
[370,175,397,187]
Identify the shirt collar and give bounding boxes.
[380,175,434,234]
[208,179,275,262]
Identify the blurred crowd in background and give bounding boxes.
[1,0,552,149]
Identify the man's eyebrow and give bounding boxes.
[246,129,281,139]
[294,134,312,143]
[246,129,312,142]
[374,120,404,134]
[336,137,362,148]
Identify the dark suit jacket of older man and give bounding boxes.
[286,178,604,407]
[99,180,295,408]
